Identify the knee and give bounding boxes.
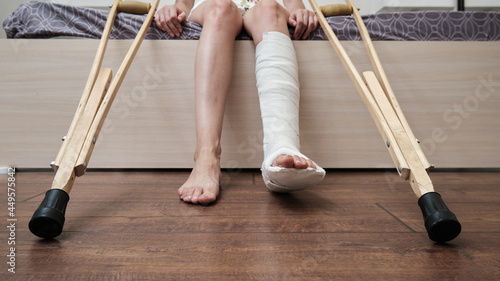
[205,0,240,24]
[253,0,288,25]
[256,0,287,19]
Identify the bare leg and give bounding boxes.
[178,0,242,204]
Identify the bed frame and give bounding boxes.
[1,39,499,169]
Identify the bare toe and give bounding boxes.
[292,155,308,169]
[271,154,295,168]
[178,186,186,199]
[190,188,204,204]
[270,153,318,170]
[182,188,195,203]
[306,158,317,169]
[197,191,218,205]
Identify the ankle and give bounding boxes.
[194,145,221,162]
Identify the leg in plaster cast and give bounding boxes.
[157,0,243,204]
[243,0,325,192]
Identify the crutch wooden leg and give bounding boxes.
[345,0,431,170]
[52,0,120,172]
[364,71,460,242]
[53,0,157,172]
[29,0,160,239]
[28,69,112,239]
[311,0,461,242]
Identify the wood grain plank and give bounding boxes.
[1,40,499,168]
[380,202,500,233]
[9,233,500,281]
[1,171,499,280]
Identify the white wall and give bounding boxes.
[382,0,500,9]
[390,0,454,7]
[468,0,500,7]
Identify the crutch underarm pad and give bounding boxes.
[418,192,461,243]
[29,189,70,239]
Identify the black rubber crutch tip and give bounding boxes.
[29,189,70,239]
[418,192,461,243]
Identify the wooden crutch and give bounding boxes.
[29,0,160,239]
[310,0,461,242]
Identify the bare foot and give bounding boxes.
[271,154,317,169]
[178,153,222,205]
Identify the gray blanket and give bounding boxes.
[3,1,500,40]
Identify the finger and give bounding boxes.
[172,18,182,36]
[164,21,175,37]
[156,10,166,31]
[301,12,309,35]
[288,14,297,27]
[154,6,163,23]
[178,11,187,23]
[299,12,309,38]
[302,14,317,39]
[294,13,306,39]
[154,7,161,27]
[154,16,161,29]
[174,11,187,34]
[293,15,301,39]
[158,10,175,36]
[166,6,182,37]
[167,20,180,37]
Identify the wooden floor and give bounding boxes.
[2,170,499,280]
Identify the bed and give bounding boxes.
[2,1,500,169]
[4,1,500,40]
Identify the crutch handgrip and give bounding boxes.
[116,1,151,15]
[320,4,353,17]
[418,192,461,243]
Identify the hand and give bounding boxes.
[155,5,188,37]
[288,9,318,40]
